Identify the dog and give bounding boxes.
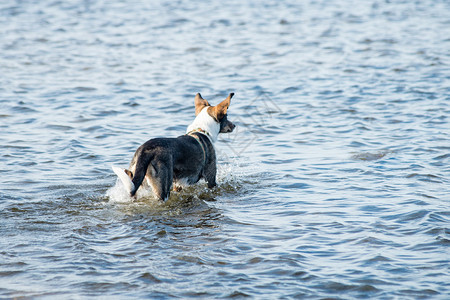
[112,92,235,201]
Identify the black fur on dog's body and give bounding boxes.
[128,132,216,199]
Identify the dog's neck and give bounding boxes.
[186,108,220,143]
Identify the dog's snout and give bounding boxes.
[228,121,236,132]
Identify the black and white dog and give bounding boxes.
[112,93,235,201]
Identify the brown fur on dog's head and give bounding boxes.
[208,93,233,121]
[194,93,210,116]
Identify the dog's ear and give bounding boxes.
[194,93,210,116]
[208,92,234,121]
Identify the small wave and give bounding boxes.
[45,124,74,131]
[73,86,97,92]
[405,173,442,183]
[351,150,393,161]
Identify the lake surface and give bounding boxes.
[1,0,449,298]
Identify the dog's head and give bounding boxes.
[195,92,235,133]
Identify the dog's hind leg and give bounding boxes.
[130,151,153,197]
[146,158,173,202]
[203,151,217,189]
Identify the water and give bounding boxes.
[1,0,449,298]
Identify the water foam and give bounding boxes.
[106,178,155,203]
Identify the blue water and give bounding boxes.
[1,0,449,298]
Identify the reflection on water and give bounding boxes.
[1,0,449,298]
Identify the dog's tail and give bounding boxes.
[112,150,154,197]
[112,166,135,195]
[129,152,153,197]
